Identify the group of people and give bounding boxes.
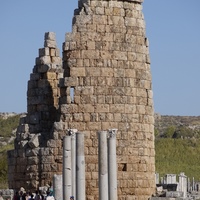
[13,187,54,200]
[0,188,75,200]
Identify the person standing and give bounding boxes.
[0,192,3,200]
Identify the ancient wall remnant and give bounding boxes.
[59,0,155,198]
[8,0,155,199]
[7,32,63,189]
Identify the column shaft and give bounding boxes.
[63,135,72,200]
[98,131,108,200]
[53,174,63,200]
[76,132,85,200]
[68,129,77,199]
[108,129,118,200]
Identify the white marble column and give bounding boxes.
[53,174,63,200]
[108,129,118,200]
[178,172,187,198]
[76,132,85,200]
[68,129,77,199]
[98,131,108,200]
[63,135,72,200]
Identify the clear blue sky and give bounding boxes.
[0,1,200,116]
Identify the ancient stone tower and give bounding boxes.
[8,0,155,199]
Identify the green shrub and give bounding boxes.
[0,115,20,187]
[162,126,176,138]
[0,115,20,137]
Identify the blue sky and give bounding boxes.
[0,1,200,116]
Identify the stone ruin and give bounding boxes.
[7,0,155,199]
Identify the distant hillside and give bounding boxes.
[1,113,200,188]
[154,114,200,180]
[154,114,200,139]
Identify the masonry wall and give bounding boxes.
[7,32,63,189]
[58,0,155,199]
[7,0,155,199]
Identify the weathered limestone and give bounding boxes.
[7,32,63,190]
[60,0,155,199]
[8,0,155,199]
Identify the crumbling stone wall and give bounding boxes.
[59,0,155,199]
[8,0,155,199]
[7,32,63,189]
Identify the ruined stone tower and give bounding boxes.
[7,32,63,189]
[8,0,155,199]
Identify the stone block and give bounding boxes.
[79,104,94,113]
[20,132,29,140]
[125,17,137,27]
[97,95,105,104]
[86,67,101,77]
[39,56,51,64]
[68,122,86,130]
[28,80,38,90]
[81,50,100,59]
[30,73,40,81]
[37,80,49,89]
[41,155,54,164]
[113,51,127,61]
[86,122,101,131]
[45,32,56,41]
[65,32,74,42]
[110,104,124,113]
[108,1,123,8]
[44,40,57,48]
[113,113,122,122]
[95,104,109,113]
[113,7,125,16]
[125,34,137,44]
[108,15,124,26]
[102,122,118,130]
[70,67,86,77]
[28,134,40,148]
[136,88,147,98]
[50,48,56,56]
[47,139,58,148]
[44,72,57,80]
[37,64,50,73]
[136,105,146,114]
[93,15,107,25]
[81,86,94,95]
[85,155,98,163]
[27,156,39,165]
[52,56,62,64]
[105,95,112,104]
[39,48,50,56]
[95,6,104,15]
[73,113,83,121]
[19,124,29,133]
[26,148,39,157]
[60,104,78,113]
[73,14,92,27]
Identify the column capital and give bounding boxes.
[67,129,78,136]
[108,129,118,138]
